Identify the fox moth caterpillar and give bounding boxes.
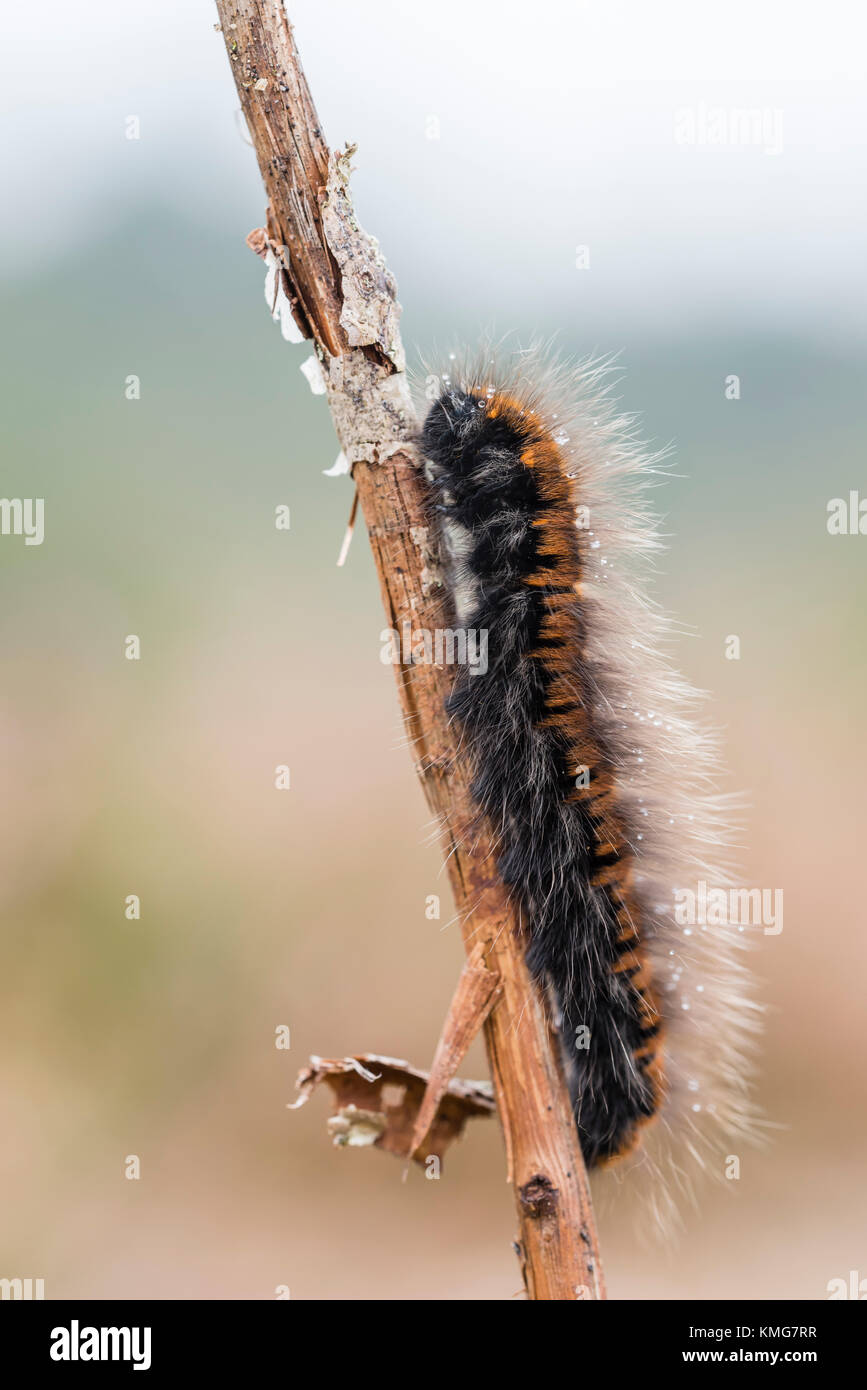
[420,349,759,1210]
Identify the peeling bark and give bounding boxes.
[292,1054,495,1165]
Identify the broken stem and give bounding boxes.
[215,0,606,1300]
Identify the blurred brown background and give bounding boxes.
[1,0,865,1299]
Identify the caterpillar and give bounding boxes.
[419,347,760,1215]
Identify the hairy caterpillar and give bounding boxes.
[420,348,759,1212]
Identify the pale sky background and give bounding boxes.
[2,0,866,342]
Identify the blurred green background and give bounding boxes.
[1,0,865,1299]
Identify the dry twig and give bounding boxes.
[215,0,605,1300]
